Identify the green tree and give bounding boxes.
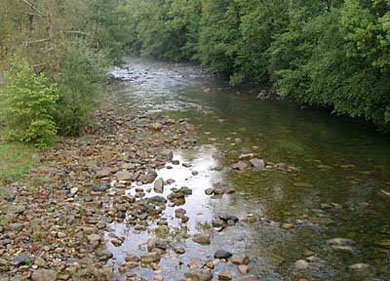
[0,60,59,147]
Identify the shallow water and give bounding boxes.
[109,57,390,281]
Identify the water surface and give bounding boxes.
[109,57,390,281]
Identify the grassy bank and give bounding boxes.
[0,142,36,183]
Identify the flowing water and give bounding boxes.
[108,57,390,281]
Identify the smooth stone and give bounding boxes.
[238,265,250,274]
[184,270,213,281]
[327,238,354,246]
[217,271,232,280]
[231,255,249,265]
[294,259,309,270]
[141,252,161,263]
[149,196,167,203]
[214,250,232,259]
[192,234,211,245]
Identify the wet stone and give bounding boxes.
[238,265,250,275]
[125,253,140,263]
[192,234,211,245]
[141,252,161,263]
[218,271,233,280]
[149,196,167,204]
[98,250,114,261]
[184,270,213,281]
[231,254,249,265]
[205,188,215,195]
[214,250,232,259]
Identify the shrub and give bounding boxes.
[0,60,59,148]
[55,40,107,136]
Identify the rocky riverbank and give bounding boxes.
[0,92,267,281]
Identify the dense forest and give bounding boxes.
[1,0,390,148]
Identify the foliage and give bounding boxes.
[0,0,118,145]
[0,60,59,147]
[55,41,107,136]
[1,0,390,132]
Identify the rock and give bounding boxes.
[31,269,57,281]
[149,196,167,204]
[12,254,30,267]
[231,255,249,265]
[154,275,163,281]
[96,168,111,178]
[155,225,169,236]
[173,247,185,255]
[192,234,211,245]
[141,252,161,263]
[184,270,213,281]
[93,183,109,192]
[205,188,215,195]
[147,238,169,251]
[150,122,163,131]
[218,271,232,280]
[348,263,375,277]
[88,234,101,242]
[34,257,47,267]
[249,158,264,171]
[125,253,140,263]
[212,218,225,228]
[115,171,132,181]
[294,260,309,270]
[154,178,164,193]
[214,250,232,259]
[57,232,67,238]
[281,223,294,230]
[175,208,187,220]
[238,265,250,275]
[70,187,78,194]
[331,245,356,254]
[348,263,373,272]
[327,238,354,246]
[231,162,248,171]
[239,153,256,160]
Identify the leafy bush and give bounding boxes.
[55,40,107,136]
[0,60,59,147]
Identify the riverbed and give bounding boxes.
[106,57,390,281]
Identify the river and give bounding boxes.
[108,57,390,281]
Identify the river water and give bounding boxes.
[108,57,390,281]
